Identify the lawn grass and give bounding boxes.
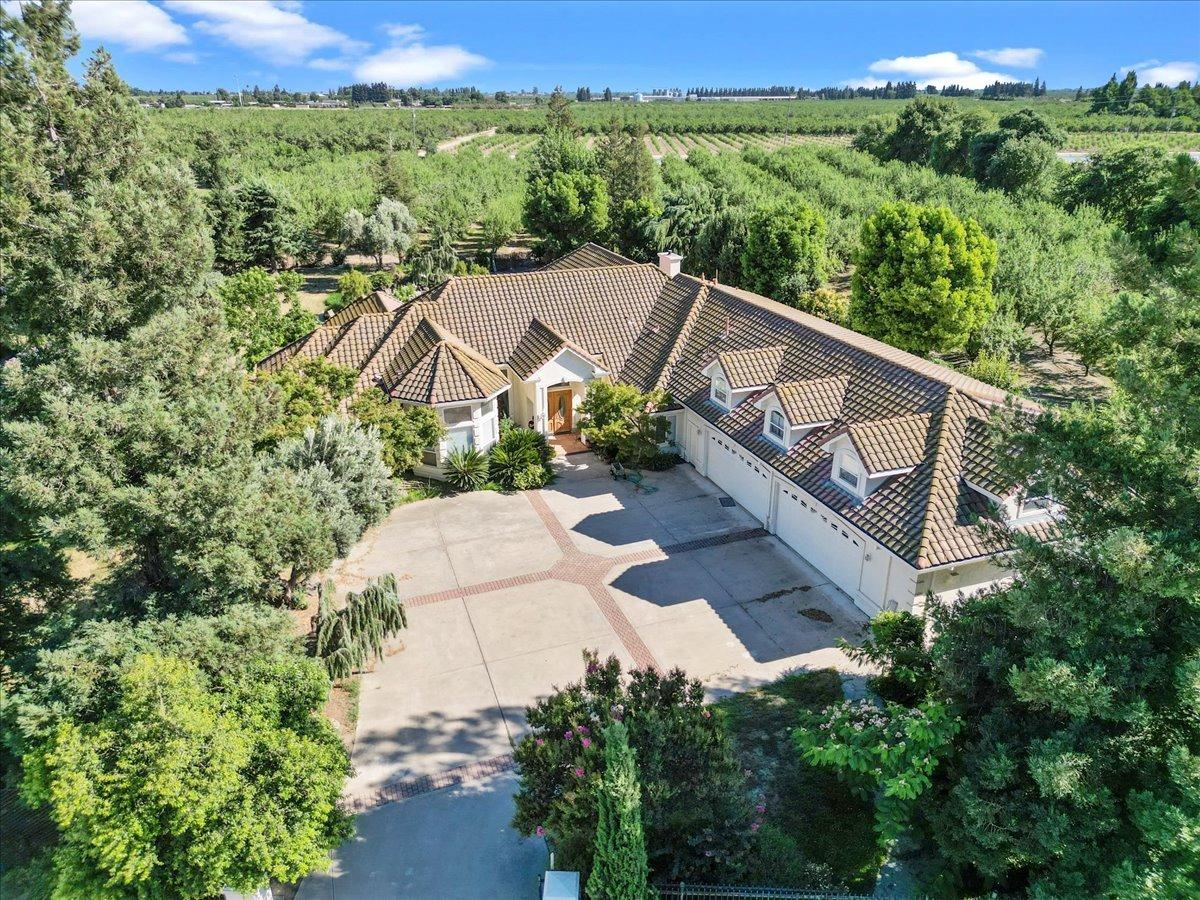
[717,669,884,894]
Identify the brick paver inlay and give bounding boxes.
[346,754,516,813]
[400,489,770,673]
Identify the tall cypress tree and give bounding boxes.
[586,721,650,900]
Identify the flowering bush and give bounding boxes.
[794,698,961,845]
[512,651,753,882]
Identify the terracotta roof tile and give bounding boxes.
[383,318,508,405]
[540,242,639,271]
[844,413,932,474]
[771,376,849,425]
[713,346,786,389]
[507,318,606,381]
[323,290,403,327]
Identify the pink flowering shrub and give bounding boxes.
[512,650,752,882]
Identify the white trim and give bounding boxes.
[524,346,607,383]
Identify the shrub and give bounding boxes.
[488,427,554,490]
[443,446,489,491]
[369,270,394,291]
[586,721,650,900]
[513,651,753,883]
[579,381,671,466]
[349,390,445,475]
[965,351,1023,391]
[793,286,850,325]
[842,611,934,706]
[337,269,372,304]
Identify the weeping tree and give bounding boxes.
[313,574,407,680]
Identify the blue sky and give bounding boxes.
[32,0,1200,92]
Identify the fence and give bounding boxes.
[655,885,872,900]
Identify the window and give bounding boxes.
[421,447,439,466]
[442,405,473,426]
[447,427,474,452]
[711,376,730,408]
[838,466,858,489]
[768,409,786,440]
[480,399,495,418]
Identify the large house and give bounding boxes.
[261,244,1053,618]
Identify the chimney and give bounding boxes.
[657,251,683,278]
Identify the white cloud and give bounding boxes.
[381,23,425,43]
[71,0,189,51]
[354,43,488,84]
[1121,59,1200,85]
[974,47,1044,67]
[308,57,350,71]
[163,51,199,64]
[850,50,1017,89]
[869,51,980,78]
[164,0,364,65]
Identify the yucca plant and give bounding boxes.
[313,574,408,681]
[488,426,554,490]
[443,446,489,491]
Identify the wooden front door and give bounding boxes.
[547,388,573,434]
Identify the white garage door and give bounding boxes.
[774,484,876,610]
[706,433,771,523]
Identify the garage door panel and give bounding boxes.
[706,434,770,523]
[774,486,870,607]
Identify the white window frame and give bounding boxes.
[711,376,730,409]
[767,408,787,442]
[833,448,864,496]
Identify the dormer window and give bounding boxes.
[768,409,786,441]
[837,463,859,489]
[711,376,730,409]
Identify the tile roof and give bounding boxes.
[540,242,639,271]
[961,416,1013,497]
[324,290,403,327]
[841,413,931,474]
[507,318,607,381]
[770,376,849,426]
[712,346,786,389]
[383,318,509,405]
[258,245,1032,570]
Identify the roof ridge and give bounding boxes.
[913,390,963,568]
[446,262,665,282]
[653,283,710,392]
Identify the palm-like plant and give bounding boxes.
[443,446,489,491]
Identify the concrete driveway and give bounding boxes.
[299,453,868,899]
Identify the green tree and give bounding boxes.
[597,123,662,258]
[362,197,418,268]
[480,196,522,270]
[803,287,1200,896]
[586,721,650,900]
[851,202,998,354]
[349,390,445,474]
[525,129,610,257]
[217,266,313,363]
[741,203,829,302]
[884,96,963,164]
[968,109,1064,196]
[234,179,298,271]
[255,356,358,448]
[1,307,304,614]
[513,652,752,882]
[337,268,373,304]
[0,4,211,350]
[273,415,397,533]
[13,645,350,898]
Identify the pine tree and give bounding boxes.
[586,721,649,900]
